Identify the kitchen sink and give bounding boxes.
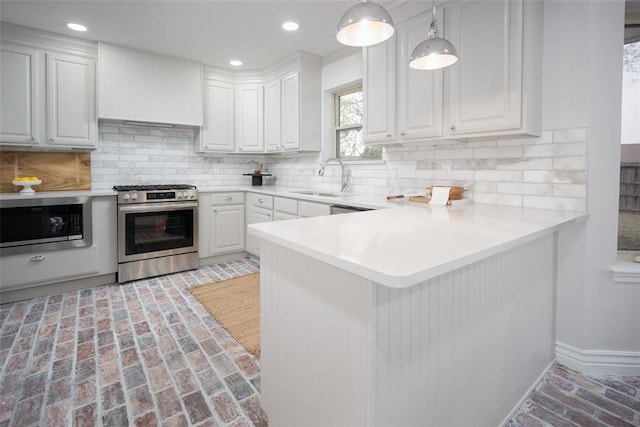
[291,190,342,197]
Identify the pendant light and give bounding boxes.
[336,0,395,47]
[409,0,458,70]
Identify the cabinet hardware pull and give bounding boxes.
[401,132,406,136]
[258,198,263,203]
[49,137,55,141]
[450,125,456,131]
[386,134,391,138]
[31,136,36,141]
[30,255,45,262]
[224,196,232,201]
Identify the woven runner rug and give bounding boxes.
[189,272,260,357]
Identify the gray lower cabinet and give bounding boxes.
[0,195,117,293]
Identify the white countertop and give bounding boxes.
[199,185,394,210]
[249,201,587,288]
[0,189,116,200]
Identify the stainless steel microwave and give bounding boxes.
[0,196,92,255]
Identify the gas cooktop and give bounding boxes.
[113,184,196,191]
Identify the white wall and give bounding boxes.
[553,0,640,374]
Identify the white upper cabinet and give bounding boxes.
[363,0,542,144]
[46,52,96,147]
[200,78,235,152]
[98,42,203,126]
[396,11,444,140]
[445,0,542,138]
[281,71,301,150]
[206,51,321,155]
[0,24,98,149]
[0,44,40,145]
[235,84,265,153]
[264,78,282,152]
[363,37,396,144]
[263,53,322,153]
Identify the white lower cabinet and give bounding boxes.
[246,205,273,256]
[0,195,116,293]
[245,193,274,256]
[0,246,100,291]
[210,205,245,255]
[299,201,331,218]
[205,192,245,256]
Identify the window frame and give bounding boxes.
[333,84,381,162]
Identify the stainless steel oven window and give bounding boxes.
[0,197,93,255]
[117,201,198,263]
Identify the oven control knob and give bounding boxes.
[177,192,183,198]
[131,193,138,200]
[123,193,130,201]
[189,192,195,199]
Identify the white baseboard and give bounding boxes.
[499,360,555,427]
[556,341,640,375]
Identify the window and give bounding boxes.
[618,40,640,261]
[334,85,381,161]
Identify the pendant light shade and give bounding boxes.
[336,0,395,47]
[409,3,458,70]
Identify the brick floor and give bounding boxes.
[507,364,640,427]
[0,258,266,427]
[1,257,638,427]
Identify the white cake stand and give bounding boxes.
[12,179,42,194]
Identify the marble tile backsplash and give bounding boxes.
[92,123,588,212]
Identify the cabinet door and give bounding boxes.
[0,45,41,145]
[274,211,298,221]
[210,205,245,255]
[298,201,330,218]
[446,0,522,135]
[236,84,264,153]
[264,79,282,152]
[202,80,235,152]
[363,37,396,144]
[281,71,300,150]
[46,53,96,147]
[397,12,444,140]
[245,205,273,256]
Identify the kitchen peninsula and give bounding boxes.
[249,203,586,426]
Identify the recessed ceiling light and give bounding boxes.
[229,60,243,67]
[67,23,87,32]
[282,22,299,31]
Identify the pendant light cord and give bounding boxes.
[429,0,438,39]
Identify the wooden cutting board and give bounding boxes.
[0,151,91,193]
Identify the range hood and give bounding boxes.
[98,42,203,127]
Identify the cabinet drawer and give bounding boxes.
[246,192,274,209]
[274,197,298,215]
[0,245,100,291]
[298,201,330,218]
[274,211,298,221]
[210,192,244,205]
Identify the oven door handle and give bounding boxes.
[118,201,199,213]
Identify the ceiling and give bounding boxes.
[0,0,401,71]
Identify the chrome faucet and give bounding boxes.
[318,157,349,193]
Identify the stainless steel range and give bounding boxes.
[114,184,199,283]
